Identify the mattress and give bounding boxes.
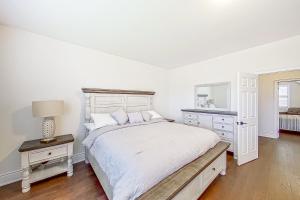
[83,119,220,200]
[88,142,229,200]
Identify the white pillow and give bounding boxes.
[111,108,128,125]
[91,113,118,128]
[128,112,144,124]
[84,123,97,132]
[148,110,163,119]
[141,111,152,122]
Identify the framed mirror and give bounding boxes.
[194,82,231,110]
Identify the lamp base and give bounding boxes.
[41,117,56,143]
[40,137,57,143]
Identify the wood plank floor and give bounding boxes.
[0,133,299,200]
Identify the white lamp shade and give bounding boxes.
[32,100,64,117]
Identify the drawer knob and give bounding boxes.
[212,167,216,171]
[222,119,224,121]
[222,133,224,136]
[48,152,52,156]
[222,126,224,128]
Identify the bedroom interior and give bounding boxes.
[0,1,300,200]
[278,80,300,135]
[258,70,300,138]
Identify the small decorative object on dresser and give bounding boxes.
[32,100,64,143]
[18,134,74,193]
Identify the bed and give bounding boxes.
[81,88,229,200]
[279,108,300,132]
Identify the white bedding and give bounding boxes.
[83,120,220,200]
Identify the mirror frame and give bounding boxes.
[194,82,231,110]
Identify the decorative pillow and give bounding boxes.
[84,123,97,132]
[111,108,128,125]
[141,111,152,122]
[90,113,118,129]
[128,112,144,124]
[148,110,163,119]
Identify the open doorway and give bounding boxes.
[275,80,300,137]
[258,69,300,139]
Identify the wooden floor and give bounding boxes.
[1,133,299,200]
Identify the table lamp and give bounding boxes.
[32,100,64,143]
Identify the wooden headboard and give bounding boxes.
[82,88,155,122]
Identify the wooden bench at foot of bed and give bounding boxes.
[138,141,230,200]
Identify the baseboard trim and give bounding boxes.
[0,152,85,187]
[0,169,22,187]
[259,133,279,139]
[72,152,85,164]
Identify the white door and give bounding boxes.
[237,73,258,166]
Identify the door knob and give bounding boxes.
[237,121,247,125]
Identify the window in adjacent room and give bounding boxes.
[278,84,289,108]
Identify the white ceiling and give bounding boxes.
[0,0,300,69]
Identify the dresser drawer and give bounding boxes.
[183,112,198,120]
[29,145,68,164]
[215,130,233,140]
[213,123,234,132]
[184,118,198,126]
[198,114,213,129]
[213,115,234,124]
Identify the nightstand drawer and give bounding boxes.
[29,145,67,164]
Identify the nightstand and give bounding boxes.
[18,134,74,193]
[165,118,175,122]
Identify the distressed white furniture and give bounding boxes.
[171,151,227,200]
[82,88,154,164]
[182,109,237,156]
[18,134,74,193]
[82,88,228,200]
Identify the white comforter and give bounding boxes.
[83,120,220,200]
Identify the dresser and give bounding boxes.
[182,109,237,156]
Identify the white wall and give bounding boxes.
[168,35,300,129]
[289,82,300,107]
[0,25,168,185]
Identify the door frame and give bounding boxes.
[255,67,300,139]
[273,78,300,138]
